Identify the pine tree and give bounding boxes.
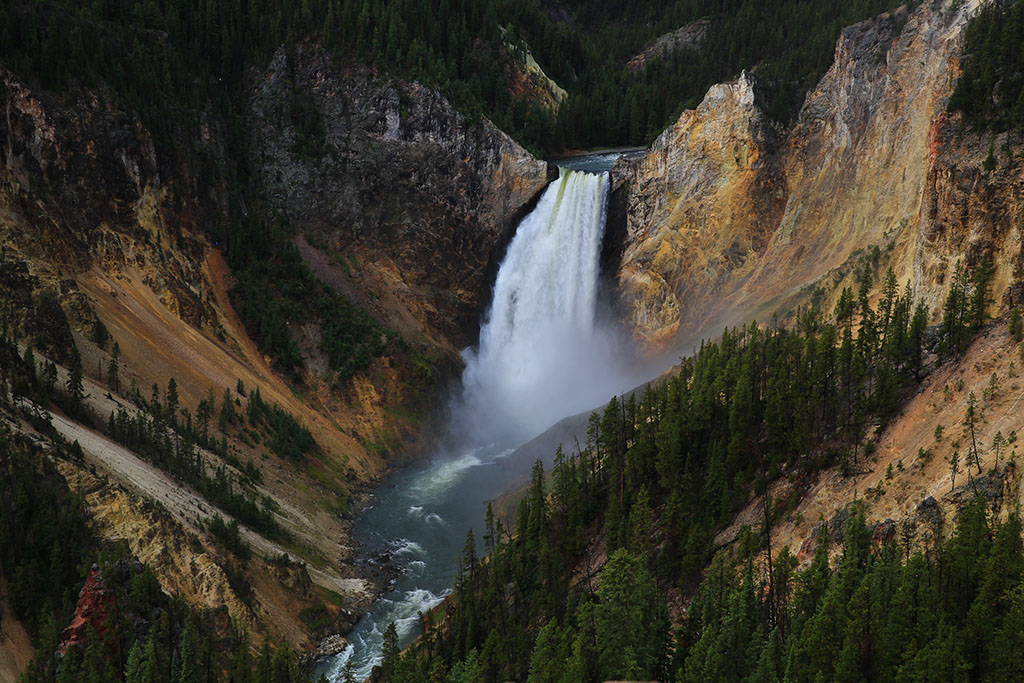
[124,639,148,683]
[969,255,995,332]
[483,502,499,554]
[107,342,120,393]
[991,584,1024,680]
[951,450,962,492]
[380,622,400,682]
[527,621,571,683]
[166,378,179,427]
[992,431,1005,467]
[628,486,653,556]
[43,361,58,397]
[963,392,982,475]
[449,648,485,683]
[67,345,85,410]
[565,601,598,683]
[23,345,36,378]
[595,549,669,680]
[175,619,201,683]
[1011,307,1024,343]
[219,386,235,430]
[460,529,477,593]
[941,261,970,355]
[197,389,214,441]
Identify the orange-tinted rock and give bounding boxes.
[614,0,1021,351]
[59,569,112,654]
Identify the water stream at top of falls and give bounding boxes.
[324,158,644,681]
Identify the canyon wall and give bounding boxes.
[614,0,1023,350]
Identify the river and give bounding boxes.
[323,151,642,680]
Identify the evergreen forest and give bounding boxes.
[370,259,1021,682]
[948,0,1024,134]
[2,1,1022,682]
[1,0,914,157]
[0,425,324,683]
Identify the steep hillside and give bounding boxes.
[721,321,1024,566]
[613,0,1022,352]
[625,18,709,74]
[0,36,549,667]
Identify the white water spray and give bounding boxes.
[457,168,633,440]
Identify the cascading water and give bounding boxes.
[326,163,642,681]
[456,168,625,441]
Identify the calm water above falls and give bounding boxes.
[325,161,645,680]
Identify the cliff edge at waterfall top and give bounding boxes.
[3,0,1024,682]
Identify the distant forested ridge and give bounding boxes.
[1,0,908,156]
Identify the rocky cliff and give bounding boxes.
[247,45,554,355]
[0,64,216,344]
[606,0,1024,582]
[612,69,785,347]
[626,18,709,74]
[614,0,1022,350]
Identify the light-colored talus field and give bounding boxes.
[615,0,1021,351]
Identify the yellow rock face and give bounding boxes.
[616,0,1022,351]
[57,462,255,630]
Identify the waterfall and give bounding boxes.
[325,164,646,682]
[458,168,625,440]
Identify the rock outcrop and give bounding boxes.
[626,18,709,74]
[613,69,784,347]
[60,569,114,654]
[614,0,1022,351]
[247,45,554,352]
[0,65,217,330]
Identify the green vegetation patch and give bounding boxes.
[949,0,1024,134]
[246,386,318,461]
[375,263,1001,681]
[229,236,398,386]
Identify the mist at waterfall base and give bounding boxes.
[325,161,650,681]
[455,168,641,444]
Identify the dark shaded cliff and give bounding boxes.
[247,45,554,356]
